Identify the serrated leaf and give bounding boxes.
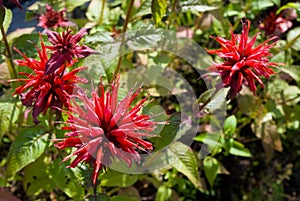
[155,185,172,201]
[23,155,55,195]
[0,7,12,40]
[169,142,203,190]
[51,159,84,201]
[203,156,219,187]
[224,115,237,136]
[99,170,138,187]
[151,0,167,25]
[6,128,50,179]
[0,102,17,144]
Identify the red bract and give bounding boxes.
[259,9,297,36]
[0,0,22,10]
[55,76,159,184]
[37,4,72,29]
[206,20,278,99]
[11,34,87,123]
[45,29,96,75]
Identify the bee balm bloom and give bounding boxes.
[11,35,87,123]
[45,29,96,75]
[206,20,278,99]
[55,76,160,184]
[37,4,72,29]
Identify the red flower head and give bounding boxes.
[0,0,22,10]
[45,29,97,75]
[11,34,87,123]
[206,20,278,99]
[259,9,297,36]
[55,76,160,184]
[37,4,73,29]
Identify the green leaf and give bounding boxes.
[0,102,18,144]
[251,0,275,12]
[180,0,219,13]
[169,142,203,190]
[86,0,109,23]
[155,185,172,201]
[23,155,55,195]
[229,140,252,157]
[203,156,219,187]
[51,159,84,201]
[85,194,111,201]
[0,6,5,28]
[280,65,300,85]
[111,196,138,201]
[287,27,300,51]
[6,128,50,179]
[65,0,90,12]
[99,170,138,187]
[132,0,152,20]
[0,7,12,41]
[151,0,167,26]
[224,115,237,137]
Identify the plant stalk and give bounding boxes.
[1,26,17,79]
[113,0,135,81]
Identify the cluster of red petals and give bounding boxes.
[45,29,96,75]
[55,76,159,184]
[0,0,22,10]
[37,4,72,29]
[206,20,278,99]
[11,35,87,123]
[259,9,297,36]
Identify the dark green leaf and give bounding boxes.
[203,156,219,187]
[6,128,50,179]
[151,0,167,25]
[51,159,84,201]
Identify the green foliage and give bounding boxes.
[6,128,50,179]
[99,170,138,187]
[0,102,17,144]
[203,156,218,187]
[151,0,167,26]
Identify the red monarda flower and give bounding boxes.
[206,20,278,99]
[55,76,159,184]
[45,29,96,75]
[11,35,87,123]
[259,9,297,36]
[37,4,72,29]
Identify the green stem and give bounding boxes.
[98,0,106,25]
[1,26,17,79]
[285,33,300,50]
[113,0,135,81]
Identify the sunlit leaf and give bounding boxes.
[6,128,50,179]
[169,142,204,190]
[287,27,300,51]
[0,7,12,41]
[229,140,252,157]
[65,0,90,12]
[155,185,172,201]
[224,115,237,137]
[151,0,167,25]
